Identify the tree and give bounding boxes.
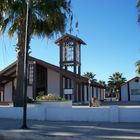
[108,72,126,100]
[136,1,140,75]
[136,60,140,74]
[83,72,97,81]
[98,80,106,87]
[0,0,73,107]
[137,0,140,22]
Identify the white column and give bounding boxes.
[1,91,3,101]
[84,85,87,103]
[98,88,101,100]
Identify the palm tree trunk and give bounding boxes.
[14,20,26,107]
[13,16,31,107]
[14,55,24,107]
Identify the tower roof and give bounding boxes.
[55,33,86,45]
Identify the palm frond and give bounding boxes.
[136,60,140,74]
[0,0,73,40]
[8,21,18,37]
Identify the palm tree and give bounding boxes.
[136,1,140,75]
[83,72,97,81]
[99,80,106,87]
[137,0,140,22]
[108,72,126,100]
[0,0,73,107]
[136,60,140,74]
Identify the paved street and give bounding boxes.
[0,119,140,140]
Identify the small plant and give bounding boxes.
[36,94,65,101]
[37,91,45,97]
[27,96,34,103]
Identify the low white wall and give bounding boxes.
[27,107,46,120]
[0,106,140,122]
[119,107,140,122]
[37,101,72,108]
[46,106,140,122]
[46,107,110,122]
[0,107,22,119]
[0,106,46,121]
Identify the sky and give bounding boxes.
[0,0,140,83]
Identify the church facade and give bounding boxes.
[0,34,105,104]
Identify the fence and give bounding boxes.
[0,106,140,122]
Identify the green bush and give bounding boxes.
[27,96,34,103]
[36,94,65,101]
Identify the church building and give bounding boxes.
[121,76,140,101]
[0,34,105,104]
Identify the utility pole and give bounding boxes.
[21,0,31,129]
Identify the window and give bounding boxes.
[76,44,80,62]
[135,79,139,82]
[28,61,35,85]
[63,41,74,62]
[131,89,140,95]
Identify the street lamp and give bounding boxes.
[21,0,31,129]
[88,79,92,107]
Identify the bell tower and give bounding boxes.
[55,34,86,75]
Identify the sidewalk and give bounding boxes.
[0,119,140,140]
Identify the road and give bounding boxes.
[0,119,140,139]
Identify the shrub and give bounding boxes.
[27,96,34,103]
[36,94,65,101]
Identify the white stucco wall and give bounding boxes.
[121,78,140,101]
[4,82,33,101]
[98,88,100,100]
[27,86,33,98]
[84,85,87,103]
[47,68,60,97]
[129,79,140,101]
[4,82,12,102]
[121,84,128,101]
[90,87,92,97]
[100,89,104,100]
[1,106,140,122]
[93,87,96,98]
[0,91,3,101]
[71,80,74,89]
[46,107,110,122]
